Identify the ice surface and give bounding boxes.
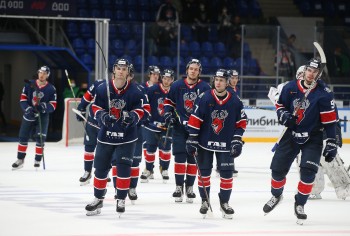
[1,142,350,236]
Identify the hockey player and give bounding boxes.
[75,79,105,185]
[227,69,240,95]
[142,69,175,183]
[187,69,247,219]
[142,65,161,89]
[163,58,211,203]
[125,64,151,204]
[263,58,338,225]
[12,66,57,170]
[85,59,145,216]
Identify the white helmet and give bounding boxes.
[296,65,305,80]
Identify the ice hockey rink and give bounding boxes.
[1,141,350,236]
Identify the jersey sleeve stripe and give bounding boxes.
[187,114,202,130]
[320,110,337,124]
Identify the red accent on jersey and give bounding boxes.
[236,119,247,130]
[130,167,139,178]
[133,109,144,120]
[145,152,155,163]
[159,150,171,161]
[92,104,103,117]
[211,89,232,105]
[18,144,28,153]
[198,176,211,187]
[143,104,151,115]
[83,91,93,102]
[94,177,108,190]
[84,152,94,161]
[188,114,202,130]
[275,103,284,111]
[186,163,197,176]
[298,181,313,195]
[164,97,176,108]
[35,146,43,155]
[320,110,337,124]
[116,177,131,190]
[271,177,286,189]
[49,101,57,110]
[20,93,27,102]
[174,162,186,175]
[220,177,233,190]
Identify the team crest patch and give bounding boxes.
[157,97,165,116]
[32,91,44,106]
[293,98,310,124]
[211,110,228,134]
[110,99,126,120]
[183,92,197,113]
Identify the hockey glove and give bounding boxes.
[121,111,137,128]
[279,111,297,129]
[186,136,199,156]
[24,106,37,120]
[99,112,117,128]
[230,137,244,158]
[323,138,337,163]
[164,112,176,127]
[76,110,86,122]
[37,103,47,113]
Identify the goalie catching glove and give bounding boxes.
[323,138,337,163]
[230,137,244,158]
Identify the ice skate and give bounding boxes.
[34,160,40,169]
[219,194,234,219]
[172,185,183,203]
[308,193,322,200]
[232,169,238,177]
[263,195,283,215]
[12,159,24,170]
[116,199,125,217]
[185,184,196,203]
[85,198,103,216]
[128,188,138,204]
[200,200,209,218]
[140,169,154,183]
[294,202,307,225]
[161,169,169,183]
[79,171,91,186]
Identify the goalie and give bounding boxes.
[268,65,350,201]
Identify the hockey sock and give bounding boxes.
[185,163,197,186]
[159,149,171,170]
[17,142,28,159]
[219,170,233,203]
[35,144,43,162]
[93,169,109,199]
[144,151,155,171]
[271,170,287,197]
[130,166,140,188]
[112,165,117,188]
[174,153,187,186]
[198,169,211,200]
[84,145,95,172]
[297,168,316,205]
[115,163,131,199]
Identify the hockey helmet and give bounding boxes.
[148,65,160,75]
[214,68,229,80]
[186,58,202,73]
[227,69,239,80]
[296,65,306,80]
[38,65,50,77]
[162,69,175,79]
[306,58,321,70]
[129,63,135,76]
[113,58,131,73]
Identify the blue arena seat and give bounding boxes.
[81,53,94,70]
[86,38,96,55]
[201,41,213,58]
[199,56,210,74]
[72,38,86,55]
[223,57,235,69]
[214,42,226,58]
[66,21,79,38]
[115,10,126,21]
[181,25,192,42]
[180,42,189,57]
[125,39,139,57]
[189,41,201,58]
[160,56,174,69]
[112,39,124,56]
[80,22,94,38]
[147,55,159,67]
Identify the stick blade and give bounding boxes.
[313,42,326,64]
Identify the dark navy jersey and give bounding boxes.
[134,81,151,124]
[141,81,157,92]
[144,83,169,132]
[276,79,337,143]
[92,80,145,145]
[20,79,57,114]
[78,80,105,124]
[164,78,211,125]
[227,85,240,96]
[187,89,247,152]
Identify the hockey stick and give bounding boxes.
[244,105,274,111]
[72,108,100,129]
[162,124,173,147]
[272,42,326,152]
[64,70,89,141]
[95,40,111,113]
[193,153,213,217]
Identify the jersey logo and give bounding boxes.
[293,98,310,124]
[183,92,197,113]
[110,99,126,121]
[32,91,44,106]
[211,110,228,134]
[157,97,165,116]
